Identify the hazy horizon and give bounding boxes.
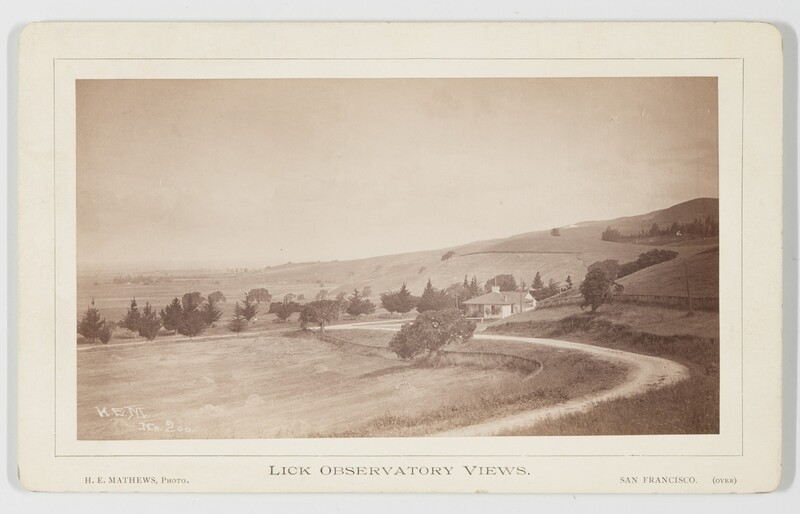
[77,77,718,271]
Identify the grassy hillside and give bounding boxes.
[241,199,718,296]
[616,247,718,297]
[79,197,719,318]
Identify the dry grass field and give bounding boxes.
[77,327,629,439]
[313,329,630,437]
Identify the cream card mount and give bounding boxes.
[16,22,783,493]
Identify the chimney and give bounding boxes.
[491,285,500,293]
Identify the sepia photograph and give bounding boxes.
[75,76,720,440]
[16,20,784,495]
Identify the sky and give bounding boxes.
[76,77,718,270]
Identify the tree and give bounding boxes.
[315,289,329,301]
[208,291,226,303]
[446,281,468,308]
[441,250,456,261]
[588,259,620,283]
[159,298,183,334]
[178,310,207,338]
[380,289,399,313]
[98,322,115,344]
[334,291,350,314]
[227,310,248,335]
[466,276,482,299]
[531,272,544,290]
[550,227,561,236]
[484,274,517,292]
[395,283,416,314]
[346,288,376,318]
[297,294,306,301]
[417,279,452,312]
[546,279,561,297]
[283,293,296,304]
[273,301,297,322]
[201,297,223,326]
[78,300,112,343]
[389,309,476,359]
[237,295,258,322]
[137,302,162,341]
[182,292,204,312]
[246,288,272,304]
[601,226,622,242]
[565,275,573,289]
[120,297,141,333]
[579,268,614,312]
[299,300,340,332]
[178,294,207,338]
[361,286,373,298]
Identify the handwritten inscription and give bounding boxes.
[96,405,191,434]
[95,405,148,419]
[138,420,192,433]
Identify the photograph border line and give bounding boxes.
[56,56,739,459]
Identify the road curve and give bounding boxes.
[326,321,689,437]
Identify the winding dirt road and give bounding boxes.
[326,320,689,437]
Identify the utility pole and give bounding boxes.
[685,260,694,316]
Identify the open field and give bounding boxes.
[486,302,719,435]
[78,329,627,439]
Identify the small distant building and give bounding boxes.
[463,286,537,320]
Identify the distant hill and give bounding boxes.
[244,198,719,298]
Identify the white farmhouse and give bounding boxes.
[463,286,536,320]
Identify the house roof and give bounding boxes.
[463,291,518,305]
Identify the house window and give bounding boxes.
[491,305,502,315]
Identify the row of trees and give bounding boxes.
[78,284,384,344]
[78,289,267,344]
[380,279,455,314]
[119,293,229,340]
[378,272,576,317]
[618,249,679,278]
[601,217,719,243]
[267,288,379,332]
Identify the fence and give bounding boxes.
[537,294,719,312]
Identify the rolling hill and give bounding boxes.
[243,198,719,298]
[79,198,719,318]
